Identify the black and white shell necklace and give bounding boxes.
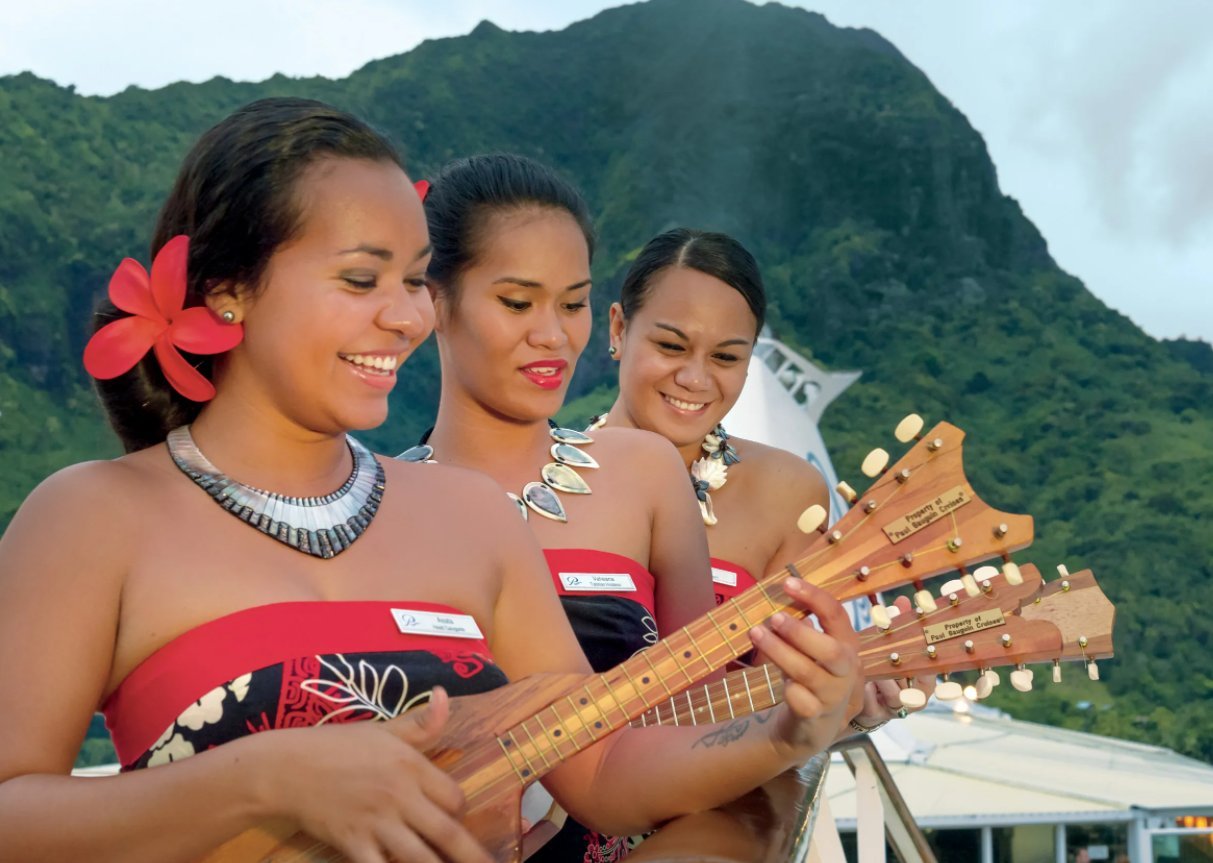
[167,425,385,559]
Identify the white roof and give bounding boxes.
[828,703,1213,826]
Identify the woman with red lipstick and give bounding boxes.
[413,155,865,862]
[0,103,862,863]
[597,227,928,735]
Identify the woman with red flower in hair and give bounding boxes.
[0,99,862,863]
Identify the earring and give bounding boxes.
[221,310,237,323]
[608,345,618,358]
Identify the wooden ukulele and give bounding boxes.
[200,418,1039,862]
[632,563,1115,728]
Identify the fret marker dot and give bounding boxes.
[521,769,531,778]
[642,676,650,684]
[595,721,603,729]
[503,739,512,747]
[729,623,738,631]
[580,697,588,705]
[684,650,692,658]
[553,730,562,737]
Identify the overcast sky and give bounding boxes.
[3,0,1209,343]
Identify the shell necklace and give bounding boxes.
[166,425,385,558]
[587,415,740,526]
[397,425,596,523]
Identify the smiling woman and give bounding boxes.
[409,156,867,862]
[598,227,933,732]
[0,102,867,863]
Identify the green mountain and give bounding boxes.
[1,0,1210,765]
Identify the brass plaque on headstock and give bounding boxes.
[923,609,1006,644]
[881,485,971,544]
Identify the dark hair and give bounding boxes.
[619,228,766,335]
[423,153,595,302]
[93,97,403,452]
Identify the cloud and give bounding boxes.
[1008,2,1213,244]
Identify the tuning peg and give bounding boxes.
[973,565,999,583]
[1087,661,1100,681]
[796,504,827,534]
[960,574,981,597]
[1056,564,1070,578]
[974,673,994,699]
[963,684,979,701]
[861,448,890,477]
[1010,666,1034,692]
[886,605,902,619]
[894,413,925,443]
[939,578,964,597]
[870,604,893,631]
[984,668,1001,688]
[1052,661,1062,684]
[913,589,938,614]
[1002,561,1024,586]
[936,678,964,701]
[899,686,928,709]
[835,481,858,504]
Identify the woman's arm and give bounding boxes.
[0,464,488,863]
[747,448,935,733]
[488,504,861,837]
[636,433,717,636]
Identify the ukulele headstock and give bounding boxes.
[857,563,1114,705]
[791,415,1033,616]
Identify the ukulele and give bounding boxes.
[632,563,1115,729]
[201,418,1040,862]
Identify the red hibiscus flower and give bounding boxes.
[83,235,243,402]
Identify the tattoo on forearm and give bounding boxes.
[690,710,775,750]
[692,718,750,749]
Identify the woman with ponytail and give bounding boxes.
[0,102,862,863]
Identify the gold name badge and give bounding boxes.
[923,609,1006,645]
[881,485,971,544]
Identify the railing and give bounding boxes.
[820,734,937,863]
[627,734,934,863]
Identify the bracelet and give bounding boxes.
[848,706,910,734]
[848,717,889,734]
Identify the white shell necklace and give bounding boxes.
[586,415,740,526]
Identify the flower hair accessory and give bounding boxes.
[83,235,243,402]
[414,179,431,201]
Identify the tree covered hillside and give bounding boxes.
[0,0,1209,762]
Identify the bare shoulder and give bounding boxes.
[0,450,163,594]
[589,425,684,472]
[4,452,159,541]
[378,456,526,529]
[731,437,829,507]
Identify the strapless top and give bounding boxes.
[543,548,657,674]
[101,600,506,769]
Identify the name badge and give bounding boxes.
[711,567,739,587]
[391,608,484,639]
[559,572,637,592]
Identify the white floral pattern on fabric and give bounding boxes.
[178,685,227,731]
[631,614,659,657]
[301,654,430,723]
[147,732,195,767]
[229,672,252,702]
